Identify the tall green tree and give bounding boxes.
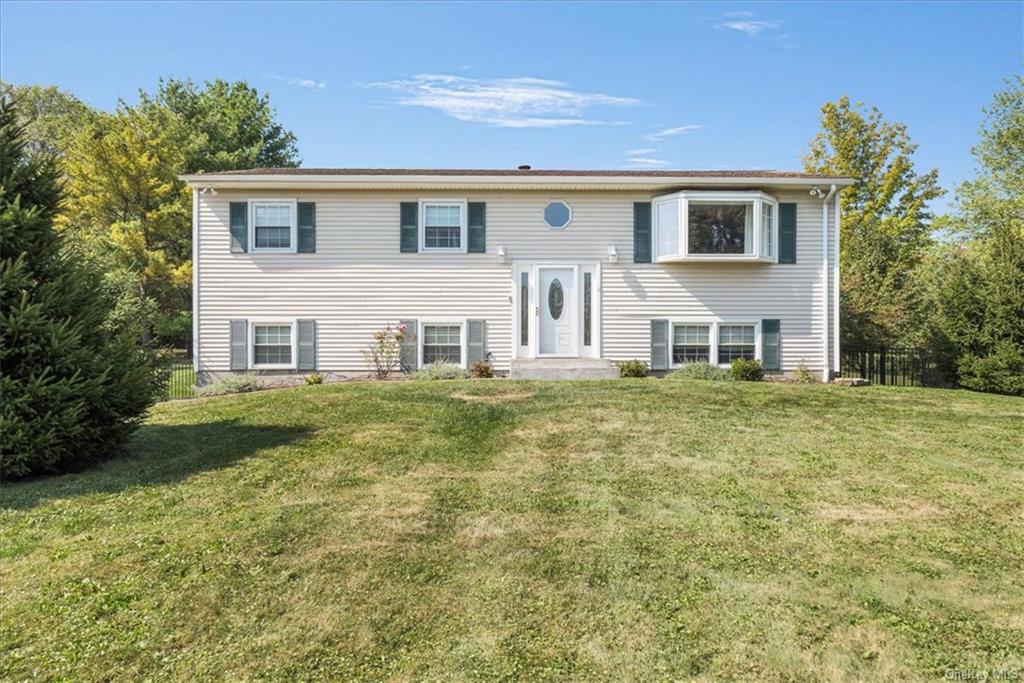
[142,78,299,172]
[920,77,1024,395]
[51,78,299,347]
[0,93,159,477]
[0,82,95,156]
[804,96,944,347]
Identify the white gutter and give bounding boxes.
[819,184,837,381]
[833,193,841,374]
[179,173,855,191]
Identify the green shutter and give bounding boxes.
[297,202,316,253]
[650,319,669,371]
[297,320,316,370]
[229,202,248,253]
[468,202,486,253]
[399,319,418,372]
[762,319,781,371]
[230,320,248,370]
[467,319,486,364]
[634,202,652,263]
[400,202,418,253]
[778,203,797,263]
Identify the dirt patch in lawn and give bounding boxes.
[815,500,944,522]
[451,391,536,404]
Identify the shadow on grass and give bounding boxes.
[0,419,311,511]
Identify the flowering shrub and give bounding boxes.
[363,324,407,379]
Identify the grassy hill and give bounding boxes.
[2,380,1021,680]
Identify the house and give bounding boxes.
[181,168,851,383]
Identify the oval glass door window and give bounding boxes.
[548,279,564,320]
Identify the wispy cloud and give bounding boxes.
[645,125,702,141]
[627,157,672,168]
[628,147,657,155]
[363,74,642,128]
[715,19,779,36]
[713,12,794,47]
[268,74,327,90]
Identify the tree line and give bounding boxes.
[1,75,1021,478]
[805,80,1022,395]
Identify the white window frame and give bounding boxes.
[419,199,468,253]
[715,321,761,367]
[652,191,778,263]
[667,320,762,368]
[670,322,713,366]
[543,200,573,229]
[249,319,298,370]
[249,199,298,254]
[418,320,467,368]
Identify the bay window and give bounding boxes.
[652,191,777,262]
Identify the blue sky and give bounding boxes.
[1,1,1020,205]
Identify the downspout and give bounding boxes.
[819,184,836,382]
[192,187,200,376]
[833,193,841,375]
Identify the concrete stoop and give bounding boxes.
[511,358,619,380]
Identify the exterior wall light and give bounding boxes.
[608,245,618,263]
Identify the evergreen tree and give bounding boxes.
[0,93,159,477]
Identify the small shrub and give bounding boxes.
[305,372,324,385]
[666,361,731,381]
[617,359,649,378]
[957,341,1024,396]
[470,360,494,378]
[363,323,407,379]
[794,360,817,383]
[411,362,470,381]
[197,374,262,396]
[730,358,765,381]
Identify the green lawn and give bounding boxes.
[2,380,1022,681]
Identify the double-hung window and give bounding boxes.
[421,201,467,252]
[252,323,294,368]
[672,324,711,364]
[718,324,756,363]
[251,200,297,252]
[761,200,774,260]
[422,324,462,365]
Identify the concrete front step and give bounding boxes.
[510,358,619,380]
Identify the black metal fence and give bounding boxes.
[839,346,945,387]
[161,357,196,400]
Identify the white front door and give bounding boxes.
[538,267,576,356]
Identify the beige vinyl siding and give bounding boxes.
[197,190,835,373]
